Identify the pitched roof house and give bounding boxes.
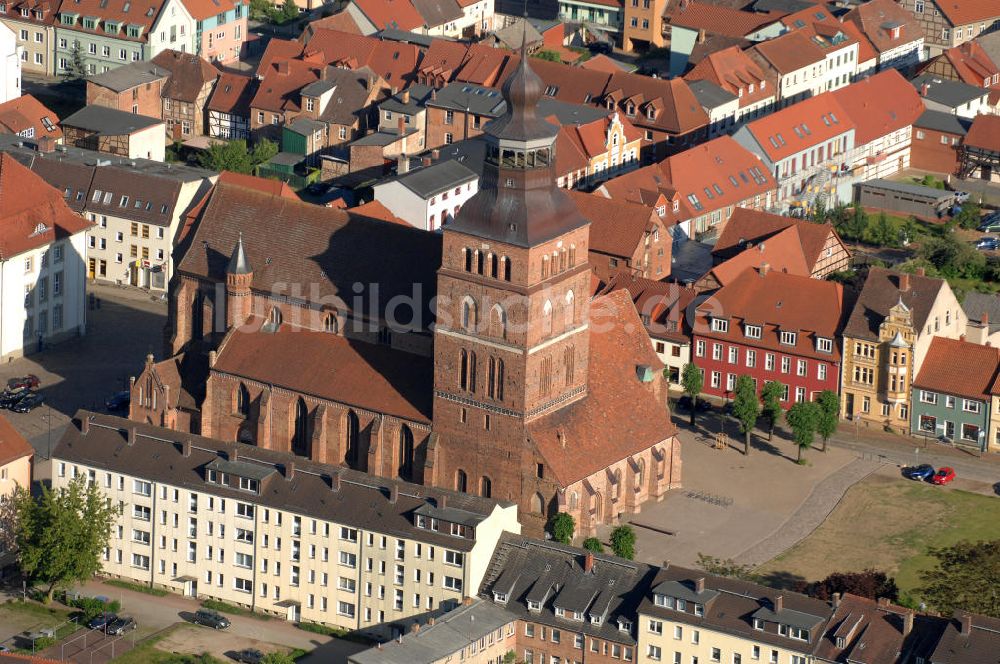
[0,94,62,141]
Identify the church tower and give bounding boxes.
[225,232,253,329]
[431,31,593,505]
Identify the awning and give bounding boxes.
[173,575,198,583]
[275,599,301,607]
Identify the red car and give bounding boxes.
[6,375,39,391]
[932,467,956,485]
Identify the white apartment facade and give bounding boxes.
[373,160,478,232]
[0,21,20,103]
[51,413,520,638]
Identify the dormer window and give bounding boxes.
[693,603,703,617]
[780,330,797,346]
[816,337,833,353]
[654,594,667,607]
[656,205,665,217]
[238,477,259,493]
[573,611,584,621]
[493,591,508,604]
[207,469,226,484]
[712,318,729,333]
[672,199,679,212]
[625,103,636,116]
[554,607,565,617]
[835,636,846,648]
[744,324,761,339]
[753,618,764,630]
[527,600,541,612]
[645,107,656,120]
[618,619,632,632]
[590,614,603,625]
[677,599,686,611]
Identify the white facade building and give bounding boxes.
[147,0,197,58]
[0,21,21,104]
[373,160,478,232]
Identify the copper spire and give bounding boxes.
[486,17,557,142]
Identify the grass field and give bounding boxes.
[756,474,1000,601]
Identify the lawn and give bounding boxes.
[756,474,1000,601]
[108,624,225,664]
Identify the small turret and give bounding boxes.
[226,232,253,328]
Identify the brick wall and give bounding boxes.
[910,126,961,174]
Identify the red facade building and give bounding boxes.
[692,267,844,406]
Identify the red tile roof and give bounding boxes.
[964,113,1000,153]
[933,0,1000,27]
[750,29,824,74]
[0,154,92,259]
[529,58,614,105]
[831,69,923,145]
[713,207,841,272]
[814,594,915,664]
[207,72,255,115]
[704,224,811,288]
[151,50,219,103]
[0,412,32,467]
[601,271,695,343]
[912,336,1000,401]
[568,190,659,259]
[251,60,322,113]
[595,163,676,208]
[579,53,632,74]
[303,10,364,36]
[686,45,773,108]
[219,171,299,199]
[256,38,305,75]
[351,0,424,31]
[527,289,676,486]
[695,267,845,361]
[56,0,167,43]
[843,0,924,56]
[0,94,62,140]
[743,92,854,162]
[350,199,410,226]
[179,0,234,21]
[602,73,709,135]
[666,1,783,37]
[214,317,433,422]
[304,29,422,86]
[936,41,1000,88]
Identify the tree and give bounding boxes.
[865,212,899,247]
[13,475,120,602]
[953,201,981,230]
[731,375,760,455]
[532,50,562,62]
[583,537,604,553]
[66,41,88,80]
[815,390,839,452]
[71,596,121,622]
[609,525,636,560]
[503,652,517,664]
[262,653,297,664]
[799,569,899,602]
[785,401,819,463]
[836,206,868,242]
[760,381,784,441]
[696,554,758,582]
[681,363,704,427]
[198,139,277,174]
[918,540,1000,617]
[280,0,299,21]
[549,512,575,545]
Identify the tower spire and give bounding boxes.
[228,231,252,275]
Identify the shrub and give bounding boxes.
[201,599,270,620]
[103,579,168,597]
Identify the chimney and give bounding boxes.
[127,427,137,446]
[411,622,420,634]
[391,85,398,95]
[208,350,217,368]
[390,483,399,504]
[697,28,706,43]
[81,415,91,435]
[402,88,410,104]
[37,136,55,153]
[759,263,770,276]
[915,267,926,277]
[960,613,972,636]
[330,471,341,491]
[983,312,989,326]
[832,592,841,609]
[960,334,966,342]
[462,596,473,606]
[397,116,405,135]
[903,610,914,637]
[438,494,447,510]
[182,439,192,457]
[774,595,783,613]
[694,577,705,594]
[899,273,910,292]
[431,149,440,160]
[398,153,409,174]
[230,447,239,463]
[285,461,296,481]
[584,552,595,573]
[431,88,437,100]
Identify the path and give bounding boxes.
[734,457,883,567]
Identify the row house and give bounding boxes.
[152,49,218,139]
[51,411,520,636]
[0,24,18,102]
[621,0,666,53]
[54,0,186,76]
[248,58,321,142]
[0,93,62,141]
[733,92,856,213]
[839,267,966,433]
[86,60,169,116]
[377,83,434,157]
[686,79,739,139]
[898,0,1000,58]
[4,137,215,290]
[0,0,56,76]
[920,40,1000,93]
[372,159,478,231]
[685,45,776,125]
[909,336,999,453]
[0,414,31,505]
[910,109,968,174]
[957,114,1000,182]
[843,0,924,72]
[293,66,384,156]
[341,0,492,39]
[831,69,924,183]
[206,71,253,140]
[912,73,993,118]
[556,111,642,189]
[299,28,422,90]
[691,266,844,406]
[775,5,866,88]
[600,271,695,389]
[0,151,91,359]
[568,190,672,283]
[179,0,246,64]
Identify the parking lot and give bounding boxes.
[0,282,167,459]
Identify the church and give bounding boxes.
[131,49,681,537]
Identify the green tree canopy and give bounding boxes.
[681,363,704,426]
[262,653,297,664]
[835,207,868,242]
[918,540,1000,618]
[760,380,784,441]
[549,512,575,545]
[280,0,299,21]
[786,401,819,463]
[815,390,840,452]
[864,212,900,247]
[13,475,120,602]
[198,139,278,175]
[919,235,986,281]
[609,525,636,560]
[953,201,981,230]
[532,50,562,62]
[799,569,899,602]
[583,537,604,553]
[731,375,760,455]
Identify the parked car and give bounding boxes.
[978,213,1000,233]
[104,616,137,636]
[87,613,117,630]
[588,41,612,54]
[954,191,970,203]
[192,609,230,629]
[977,237,999,251]
[932,467,956,485]
[676,395,713,412]
[6,375,39,391]
[234,649,264,664]
[902,464,936,481]
[0,388,28,409]
[11,392,44,413]
[105,390,130,412]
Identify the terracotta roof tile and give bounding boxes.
[529,58,613,105]
[250,60,322,113]
[304,29,421,86]
[602,73,709,134]
[350,199,410,226]
[579,53,633,74]
[0,413,32,467]
[936,41,1000,87]
[206,72,256,115]
[843,0,923,56]
[912,336,1000,401]
[743,92,854,162]
[843,267,946,340]
[713,207,839,272]
[178,0,234,21]
[256,38,305,75]
[55,0,167,43]
[964,113,1000,153]
[750,30,824,74]
[666,1,783,37]
[352,0,424,31]
[696,267,844,361]
[601,270,696,342]
[0,94,62,140]
[0,154,92,259]
[704,224,811,288]
[527,289,676,486]
[814,594,915,664]
[304,9,364,35]
[933,0,1000,27]
[568,190,660,259]
[218,171,299,199]
[831,70,923,145]
[214,317,433,422]
[686,45,773,108]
